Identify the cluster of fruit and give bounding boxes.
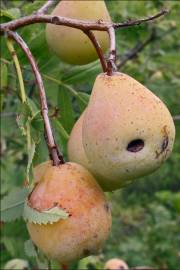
[26,0,175,265]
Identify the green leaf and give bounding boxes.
[62,60,101,84]
[53,119,69,141]
[26,139,36,180]
[16,102,31,136]
[58,85,75,133]
[0,9,20,19]
[30,111,44,132]
[30,111,44,143]
[24,239,37,258]
[1,188,29,222]
[27,97,39,116]
[0,62,8,89]
[23,200,69,225]
[1,237,16,257]
[77,92,89,112]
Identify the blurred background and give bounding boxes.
[0,0,180,269]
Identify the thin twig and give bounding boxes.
[117,24,176,70]
[6,38,27,103]
[0,10,168,35]
[84,30,107,72]
[107,26,117,76]
[114,9,169,29]
[173,115,180,121]
[5,30,64,166]
[6,38,33,183]
[117,28,157,69]
[35,0,55,15]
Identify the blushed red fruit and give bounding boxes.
[27,161,111,263]
[104,258,128,270]
[82,72,175,190]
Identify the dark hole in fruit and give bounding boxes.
[127,139,144,152]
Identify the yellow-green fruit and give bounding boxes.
[82,72,175,189]
[46,0,111,65]
[104,258,128,270]
[68,111,117,191]
[27,161,111,264]
[68,111,90,169]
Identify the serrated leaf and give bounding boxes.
[24,239,37,258]
[1,188,29,222]
[23,201,69,224]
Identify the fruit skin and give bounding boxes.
[68,111,117,191]
[82,72,175,190]
[68,111,90,170]
[27,161,111,263]
[104,258,128,270]
[46,0,111,65]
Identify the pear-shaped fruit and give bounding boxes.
[27,161,111,264]
[104,258,128,270]
[68,111,90,169]
[82,72,175,190]
[68,111,117,191]
[46,0,111,65]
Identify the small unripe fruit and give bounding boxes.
[46,0,111,65]
[104,258,128,270]
[27,161,111,263]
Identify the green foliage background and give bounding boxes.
[0,0,180,269]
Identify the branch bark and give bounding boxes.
[83,30,107,72]
[117,28,157,69]
[5,30,64,166]
[107,26,117,76]
[35,0,55,15]
[0,10,168,35]
[114,9,168,29]
[173,115,180,121]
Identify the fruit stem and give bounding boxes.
[84,30,107,72]
[0,10,168,35]
[6,30,64,166]
[35,0,55,15]
[107,26,117,76]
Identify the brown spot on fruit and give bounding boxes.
[104,203,110,212]
[156,126,169,158]
[83,249,91,256]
